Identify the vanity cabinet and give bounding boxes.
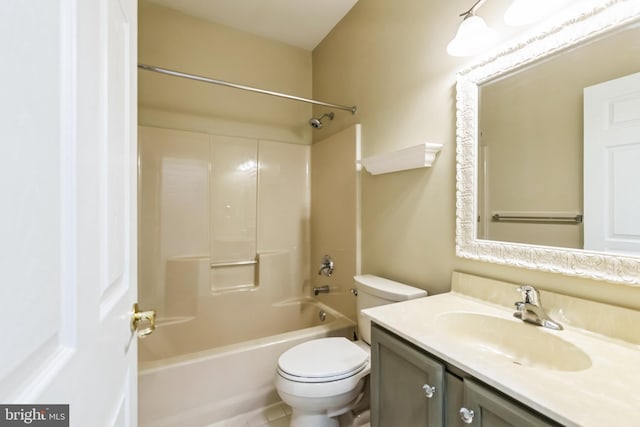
[370,324,561,427]
[461,378,558,427]
[370,322,445,426]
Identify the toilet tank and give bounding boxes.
[355,274,428,344]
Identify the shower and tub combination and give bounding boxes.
[137,66,359,427]
[138,290,353,427]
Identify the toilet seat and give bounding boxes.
[277,337,369,383]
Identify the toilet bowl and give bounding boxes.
[276,338,370,427]
[275,275,427,427]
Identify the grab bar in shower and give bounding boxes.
[210,259,258,269]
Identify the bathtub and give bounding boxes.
[138,298,355,427]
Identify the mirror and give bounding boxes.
[479,26,640,250]
[455,1,640,285]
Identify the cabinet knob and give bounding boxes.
[459,407,475,424]
[422,384,436,398]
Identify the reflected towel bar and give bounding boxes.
[492,213,583,224]
[210,259,258,269]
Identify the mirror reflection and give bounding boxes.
[477,24,640,255]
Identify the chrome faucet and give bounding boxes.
[513,285,563,330]
[313,285,330,296]
[318,255,334,277]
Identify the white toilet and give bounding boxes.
[275,275,428,427]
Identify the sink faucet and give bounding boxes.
[513,285,563,330]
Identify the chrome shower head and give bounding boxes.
[308,118,322,129]
[308,112,335,129]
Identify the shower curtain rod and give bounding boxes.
[138,64,357,114]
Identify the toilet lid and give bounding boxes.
[278,337,369,383]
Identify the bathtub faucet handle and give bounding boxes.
[318,255,334,277]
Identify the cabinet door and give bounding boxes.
[461,379,560,427]
[446,373,465,427]
[371,325,444,427]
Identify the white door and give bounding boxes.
[584,72,640,254]
[0,1,141,426]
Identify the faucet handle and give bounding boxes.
[318,255,334,277]
[517,285,539,304]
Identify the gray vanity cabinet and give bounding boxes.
[371,323,445,427]
[371,324,560,427]
[461,379,557,427]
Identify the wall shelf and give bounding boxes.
[357,143,442,175]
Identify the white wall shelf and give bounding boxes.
[357,143,443,175]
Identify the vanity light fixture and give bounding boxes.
[447,0,497,57]
[504,0,571,26]
[448,0,576,56]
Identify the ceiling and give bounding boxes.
[146,0,359,51]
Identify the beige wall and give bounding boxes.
[311,125,360,321]
[138,0,312,142]
[312,0,640,310]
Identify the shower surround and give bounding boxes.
[139,125,311,316]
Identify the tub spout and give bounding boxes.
[313,285,330,296]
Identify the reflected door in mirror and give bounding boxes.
[584,72,640,255]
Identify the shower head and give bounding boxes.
[308,112,335,129]
[308,118,322,129]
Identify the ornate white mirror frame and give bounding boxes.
[455,0,640,285]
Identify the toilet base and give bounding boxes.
[278,379,366,427]
[338,408,370,427]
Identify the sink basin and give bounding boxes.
[436,312,592,372]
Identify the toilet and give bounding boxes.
[275,275,428,427]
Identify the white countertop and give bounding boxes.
[363,292,640,427]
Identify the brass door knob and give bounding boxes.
[131,303,156,338]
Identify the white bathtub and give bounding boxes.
[138,299,355,427]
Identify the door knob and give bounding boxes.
[131,303,156,338]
